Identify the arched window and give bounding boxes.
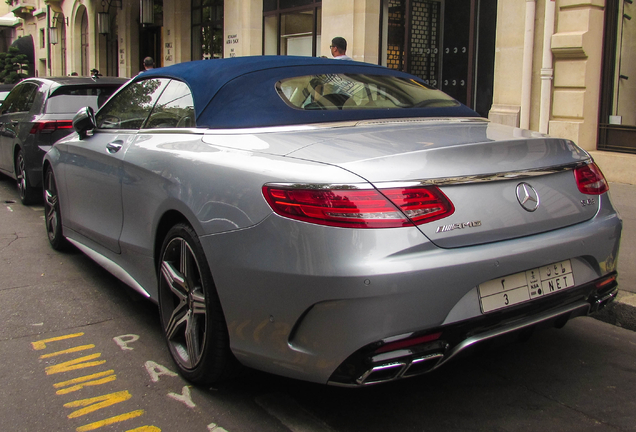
[80,7,89,76]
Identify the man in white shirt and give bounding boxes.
[330,37,353,60]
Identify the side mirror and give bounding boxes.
[73,106,96,140]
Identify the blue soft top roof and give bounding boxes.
[134,56,479,129]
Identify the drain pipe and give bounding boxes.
[520,0,536,130]
[539,0,557,134]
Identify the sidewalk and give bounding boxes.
[594,182,636,330]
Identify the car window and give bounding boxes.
[96,78,169,129]
[143,80,195,129]
[277,74,459,111]
[1,82,40,114]
[45,85,122,114]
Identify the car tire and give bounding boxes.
[44,166,68,251]
[16,149,39,205]
[158,223,240,385]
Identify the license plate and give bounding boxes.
[478,260,575,313]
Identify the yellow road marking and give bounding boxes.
[56,375,117,395]
[40,345,96,359]
[54,370,116,388]
[76,410,144,432]
[126,427,161,432]
[46,353,106,375]
[65,390,132,418]
[32,333,85,350]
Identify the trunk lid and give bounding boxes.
[285,119,597,248]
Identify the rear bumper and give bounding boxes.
[327,274,617,386]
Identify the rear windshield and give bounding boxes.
[276,74,459,111]
[45,86,121,114]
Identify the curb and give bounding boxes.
[593,291,636,332]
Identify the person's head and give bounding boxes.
[309,78,324,99]
[143,57,154,70]
[330,37,347,57]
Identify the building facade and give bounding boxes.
[0,0,633,183]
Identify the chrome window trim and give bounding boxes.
[137,127,204,134]
[201,117,485,135]
[93,127,205,135]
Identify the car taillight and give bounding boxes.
[29,120,74,134]
[574,162,609,195]
[262,185,454,228]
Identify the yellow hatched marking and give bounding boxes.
[40,345,96,359]
[32,333,84,350]
[65,390,132,418]
[75,410,144,432]
[45,353,105,375]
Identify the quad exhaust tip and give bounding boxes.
[355,353,444,386]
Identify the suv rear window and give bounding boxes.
[276,74,459,111]
[45,86,121,114]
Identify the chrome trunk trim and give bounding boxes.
[265,162,590,192]
[376,162,589,188]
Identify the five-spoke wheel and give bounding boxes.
[43,166,67,250]
[158,223,238,384]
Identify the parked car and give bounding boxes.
[0,76,127,204]
[0,83,15,102]
[43,56,622,387]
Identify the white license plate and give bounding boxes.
[478,260,575,313]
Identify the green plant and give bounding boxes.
[0,46,30,84]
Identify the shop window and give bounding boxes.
[599,0,636,153]
[263,0,321,57]
[192,0,223,60]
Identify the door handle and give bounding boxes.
[106,140,123,153]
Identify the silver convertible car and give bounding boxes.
[43,56,622,387]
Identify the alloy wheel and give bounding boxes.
[159,236,208,370]
[44,169,59,243]
[16,152,27,201]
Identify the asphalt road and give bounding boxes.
[1,174,636,432]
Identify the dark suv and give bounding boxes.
[0,76,127,204]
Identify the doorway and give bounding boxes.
[380,0,496,117]
[139,26,162,72]
[599,0,636,154]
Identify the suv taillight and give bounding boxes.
[262,185,454,228]
[574,162,609,195]
[30,120,74,134]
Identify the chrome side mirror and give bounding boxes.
[73,106,96,140]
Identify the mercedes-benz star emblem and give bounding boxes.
[516,182,539,212]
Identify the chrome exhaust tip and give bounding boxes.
[355,352,445,385]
